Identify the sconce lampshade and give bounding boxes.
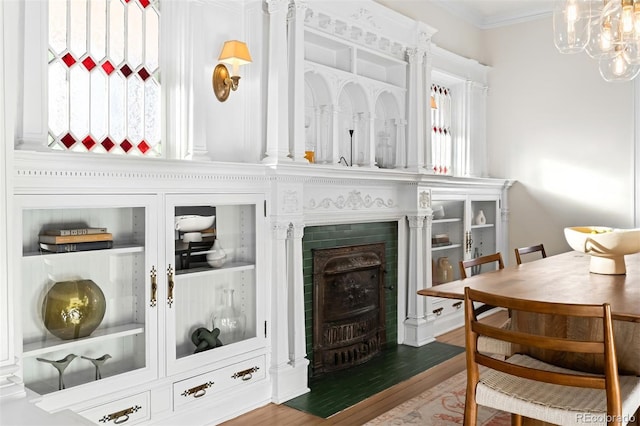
[218,40,252,74]
[430,95,437,109]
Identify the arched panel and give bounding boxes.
[305,71,334,163]
[337,82,370,166]
[374,91,401,168]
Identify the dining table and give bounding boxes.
[418,250,640,425]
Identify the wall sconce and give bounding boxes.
[212,40,252,102]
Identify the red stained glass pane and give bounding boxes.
[61,133,76,148]
[62,53,76,67]
[138,67,150,81]
[138,140,150,153]
[139,0,150,8]
[82,136,96,150]
[120,64,133,77]
[120,139,133,152]
[102,137,115,151]
[101,60,115,75]
[82,56,96,71]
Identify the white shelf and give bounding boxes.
[22,244,145,260]
[471,224,495,229]
[175,261,256,278]
[433,218,462,224]
[432,243,462,252]
[23,323,145,357]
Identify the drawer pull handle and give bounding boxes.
[433,307,444,316]
[452,301,462,309]
[99,405,141,424]
[231,366,260,381]
[181,381,214,398]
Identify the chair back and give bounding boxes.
[514,244,547,265]
[459,252,504,279]
[463,287,622,420]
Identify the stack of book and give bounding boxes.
[39,227,114,253]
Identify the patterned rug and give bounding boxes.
[365,368,511,425]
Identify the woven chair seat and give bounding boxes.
[477,317,512,357]
[476,354,640,426]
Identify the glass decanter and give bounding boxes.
[211,289,246,345]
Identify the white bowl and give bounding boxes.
[182,232,203,243]
[564,226,640,274]
[174,215,215,232]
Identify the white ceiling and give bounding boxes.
[433,0,554,29]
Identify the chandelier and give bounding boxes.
[553,0,640,81]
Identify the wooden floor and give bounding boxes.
[222,311,508,426]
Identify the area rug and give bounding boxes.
[284,341,465,419]
[365,368,511,425]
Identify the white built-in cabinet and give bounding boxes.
[302,5,409,169]
[426,190,503,335]
[13,191,268,425]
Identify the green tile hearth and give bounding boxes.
[283,341,464,419]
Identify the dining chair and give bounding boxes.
[514,243,547,265]
[459,252,504,280]
[459,252,504,316]
[459,252,511,356]
[462,287,640,426]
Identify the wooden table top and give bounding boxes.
[418,251,640,323]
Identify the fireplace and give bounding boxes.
[312,243,387,375]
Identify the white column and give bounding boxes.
[367,113,377,168]
[394,118,407,169]
[287,222,308,368]
[263,0,292,165]
[288,1,308,163]
[270,221,310,402]
[0,0,22,396]
[405,47,425,172]
[331,105,341,165]
[403,214,433,346]
[424,45,435,173]
[270,222,290,371]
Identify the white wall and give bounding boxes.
[484,18,635,259]
[375,2,637,263]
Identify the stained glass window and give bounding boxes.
[430,84,452,175]
[48,0,161,156]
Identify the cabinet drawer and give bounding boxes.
[173,355,265,410]
[78,392,150,425]
[431,297,464,318]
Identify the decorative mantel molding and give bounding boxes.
[307,190,394,210]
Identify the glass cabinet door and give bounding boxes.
[16,195,158,404]
[165,194,263,376]
[430,198,465,284]
[467,198,499,274]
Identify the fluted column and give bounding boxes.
[288,1,308,163]
[367,112,377,168]
[263,0,292,165]
[269,179,309,403]
[424,44,435,173]
[331,105,341,165]
[403,214,433,346]
[270,222,290,373]
[287,222,308,366]
[405,47,425,171]
[394,118,407,169]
